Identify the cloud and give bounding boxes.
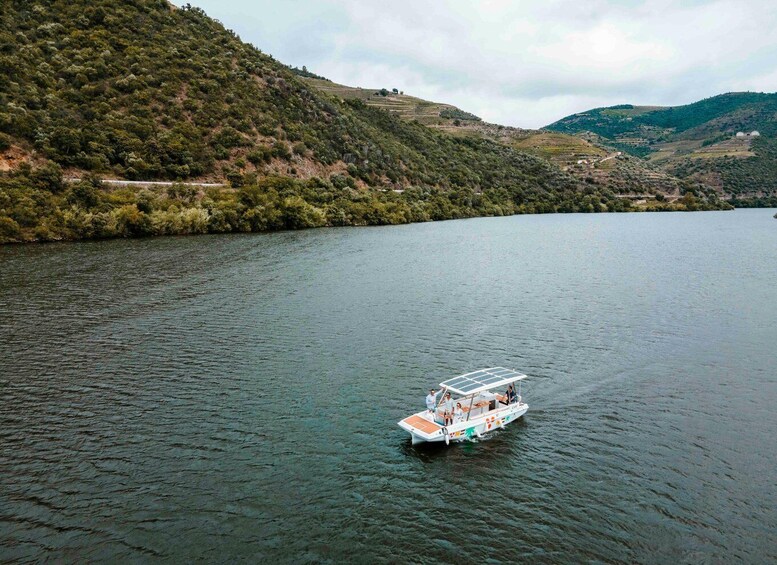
[188,0,777,128]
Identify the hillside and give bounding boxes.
[0,1,730,243]
[546,93,777,203]
[2,0,602,191]
[305,78,687,198]
[302,78,482,127]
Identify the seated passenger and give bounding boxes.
[454,402,465,423]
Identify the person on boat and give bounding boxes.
[425,389,437,413]
[506,384,518,404]
[454,402,464,423]
[442,392,455,426]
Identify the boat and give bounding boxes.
[398,367,529,445]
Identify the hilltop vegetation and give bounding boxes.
[301,77,481,126]
[548,94,775,140]
[546,93,777,199]
[0,0,731,243]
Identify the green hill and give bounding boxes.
[0,0,730,243]
[546,93,777,202]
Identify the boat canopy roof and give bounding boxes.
[440,367,526,396]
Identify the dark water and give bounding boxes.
[1,209,776,562]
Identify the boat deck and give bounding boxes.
[402,414,442,434]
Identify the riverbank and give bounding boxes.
[0,169,733,244]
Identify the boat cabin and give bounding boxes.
[399,367,529,445]
[431,367,523,424]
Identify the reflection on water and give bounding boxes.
[1,209,776,562]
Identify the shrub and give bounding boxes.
[247,146,272,165]
[271,141,291,160]
[113,204,152,236]
[0,216,22,242]
[67,182,100,209]
[226,170,245,187]
[30,162,64,193]
[280,195,326,229]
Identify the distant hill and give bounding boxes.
[304,79,689,197]
[546,93,777,202]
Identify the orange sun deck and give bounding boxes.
[402,414,442,434]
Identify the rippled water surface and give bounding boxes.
[1,209,776,562]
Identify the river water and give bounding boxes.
[1,209,776,562]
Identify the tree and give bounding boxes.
[30,162,65,193]
[49,127,81,157]
[280,195,326,229]
[0,217,22,243]
[67,182,100,209]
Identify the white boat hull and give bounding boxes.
[400,402,528,445]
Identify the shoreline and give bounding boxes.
[0,170,738,245]
[1,205,755,247]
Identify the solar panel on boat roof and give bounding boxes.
[445,377,470,386]
[479,375,504,384]
[440,368,524,391]
[442,375,471,386]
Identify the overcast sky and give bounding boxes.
[187,0,777,128]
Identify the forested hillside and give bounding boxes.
[0,0,606,192]
[0,0,729,243]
